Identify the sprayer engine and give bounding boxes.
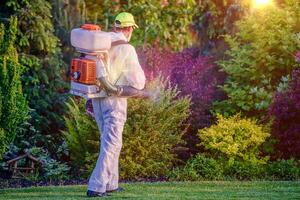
[70,57,97,84]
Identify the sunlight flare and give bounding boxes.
[253,0,273,8]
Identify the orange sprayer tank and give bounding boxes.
[70,57,97,85]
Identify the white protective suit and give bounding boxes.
[87,32,145,193]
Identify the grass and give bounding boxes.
[0,181,300,200]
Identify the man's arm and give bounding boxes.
[97,77,150,98]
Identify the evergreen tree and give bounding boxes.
[0,17,28,158]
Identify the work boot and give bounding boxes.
[106,187,125,193]
[86,190,109,197]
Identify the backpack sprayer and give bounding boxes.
[70,24,112,99]
[69,24,152,100]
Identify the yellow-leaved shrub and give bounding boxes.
[198,114,269,165]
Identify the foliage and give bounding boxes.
[128,0,196,50]
[62,98,99,176]
[42,158,70,181]
[266,159,300,180]
[268,69,300,159]
[51,0,86,32]
[51,0,86,64]
[213,0,300,117]
[224,160,266,180]
[63,79,190,179]
[2,0,69,153]
[139,48,225,129]
[138,47,225,157]
[168,154,223,181]
[0,17,28,158]
[120,79,190,179]
[169,154,299,181]
[192,0,248,54]
[52,0,196,51]
[28,147,70,181]
[198,114,270,165]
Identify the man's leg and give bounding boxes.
[104,98,126,191]
[87,98,126,193]
[87,98,106,193]
[106,131,122,191]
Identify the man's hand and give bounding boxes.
[97,77,120,96]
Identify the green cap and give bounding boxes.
[114,12,139,29]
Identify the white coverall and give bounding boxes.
[87,32,145,193]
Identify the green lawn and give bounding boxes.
[0,181,299,200]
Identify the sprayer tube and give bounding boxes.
[97,77,149,98]
[118,86,150,99]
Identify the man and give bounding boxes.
[86,12,149,197]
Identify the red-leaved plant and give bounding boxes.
[269,68,300,159]
[138,47,225,158]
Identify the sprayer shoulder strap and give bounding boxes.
[110,40,129,85]
[111,40,128,47]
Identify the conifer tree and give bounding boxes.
[0,17,28,158]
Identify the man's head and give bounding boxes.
[114,12,138,42]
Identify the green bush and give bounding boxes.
[266,159,300,180]
[168,154,223,181]
[62,98,99,177]
[213,0,300,117]
[198,114,270,165]
[224,160,266,180]
[29,147,70,181]
[63,79,190,179]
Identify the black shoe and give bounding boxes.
[87,190,108,197]
[106,187,124,193]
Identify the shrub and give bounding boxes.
[140,48,226,130]
[63,99,119,177]
[187,154,223,180]
[268,69,300,159]
[224,160,266,180]
[62,98,100,176]
[213,0,300,117]
[0,17,28,158]
[28,147,70,181]
[198,114,270,165]
[169,49,226,131]
[63,78,190,179]
[138,47,225,157]
[42,158,70,181]
[266,159,300,180]
[168,154,223,181]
